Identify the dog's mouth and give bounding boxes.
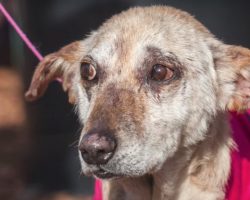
[92,168,122,179]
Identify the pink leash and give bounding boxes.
[0,3,100,199]
[3,3,250,200]
[0,3,43,61]
[0,2,62,83]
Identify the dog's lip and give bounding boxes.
[93,168,121,179]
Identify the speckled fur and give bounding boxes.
[26,6,250,200]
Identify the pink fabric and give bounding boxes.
[1,2,250,199]
[93,179,103,200]
[93,110,250,200]
[226,110,250,200]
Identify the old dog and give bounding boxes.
[26,6,250,200]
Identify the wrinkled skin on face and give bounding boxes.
[76,7,218,177]
[26,6,250,199]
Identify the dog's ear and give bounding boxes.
[25,41,84,104]
[214,44,250,111]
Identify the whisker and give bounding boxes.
[69,139,79,148]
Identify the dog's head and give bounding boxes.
[26,6,250,179]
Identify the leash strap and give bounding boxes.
[0,2,62,83]
[1,3,101,199]
[0,2,43,61]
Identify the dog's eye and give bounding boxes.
[80,62,96,80]
[151,64,174,81]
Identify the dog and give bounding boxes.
[25,6,250,200]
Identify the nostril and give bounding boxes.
[96,149,113,161]
[97,149,106,155]
[81,149,88,156]
[80,148,90,162]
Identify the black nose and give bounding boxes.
[79,131,116,165]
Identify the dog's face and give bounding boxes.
[26,6,250,179]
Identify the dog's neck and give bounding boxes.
[104,113,233,200]
[103,176,152,200]
[152,112,233,200]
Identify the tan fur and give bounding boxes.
[26,6,250,200]
[25,41,85,103]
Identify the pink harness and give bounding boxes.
[1,3,250,200]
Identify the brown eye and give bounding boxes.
[151,64,174,81]
[80,62,96,80]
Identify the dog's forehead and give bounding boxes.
[85,6,212,74]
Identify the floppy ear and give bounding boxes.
[25,41,83,104]
[214,44,250,111]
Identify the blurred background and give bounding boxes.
[0,0,250,199]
